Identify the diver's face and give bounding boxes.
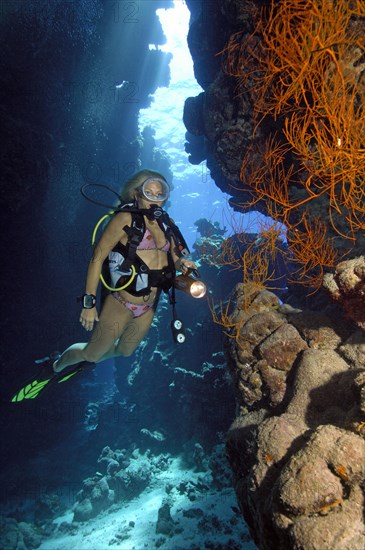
[137,180,167,207]
[143,181,165,202]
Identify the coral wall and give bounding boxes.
[184,2,365,548]
[225,285,365,550]
[184,0,365,294]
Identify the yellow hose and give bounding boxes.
[92,212,136,291]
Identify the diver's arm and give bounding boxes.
[170,237,197,274]
[175,257,197,273]
[167,218,196,273]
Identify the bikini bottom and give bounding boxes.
[112,292,153,318]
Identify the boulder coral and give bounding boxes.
[323,256,365,331]
[224,285,365,549]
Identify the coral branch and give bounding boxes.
[222,0,365,291]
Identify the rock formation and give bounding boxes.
[184,2,365,547]
[323,257,365,331]
[224,285,365,549]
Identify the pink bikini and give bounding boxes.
[137,228,170,252]
[112,293,152,317]
[112,229,170,317]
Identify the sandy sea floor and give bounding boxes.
[39,457,257,550]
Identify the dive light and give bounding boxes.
[174,269,207,299]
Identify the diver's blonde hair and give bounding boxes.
[119,169,168,203]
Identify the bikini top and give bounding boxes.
[137,228,170,252]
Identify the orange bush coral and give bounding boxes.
[286,214,338,292]
[202,220,286,328]
[221,0,365,292]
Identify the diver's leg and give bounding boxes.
[53,295,133,372]
[80,307,155,363]
[115,307,155,357]
[52,343,88,372]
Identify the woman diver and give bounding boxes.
[52,169,197,374]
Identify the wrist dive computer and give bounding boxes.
[78,294,97,309]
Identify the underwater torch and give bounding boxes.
[170,269,207,344]
[174,269,207,299]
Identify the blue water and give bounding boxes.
[138,2,231,251]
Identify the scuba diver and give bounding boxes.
[56,169,197,371]
[11,169,200,401]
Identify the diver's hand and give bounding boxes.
[80,308,99,332]
[179,258,197,274]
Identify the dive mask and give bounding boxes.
[139,177,170,203]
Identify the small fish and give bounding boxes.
[115,80,129,89]
[182,192,200,198]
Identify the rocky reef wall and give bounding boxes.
[224,285,365,549]
[184,1,365,548]
[184,0,365,275]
